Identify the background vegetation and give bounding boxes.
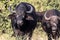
[0,0,60,40]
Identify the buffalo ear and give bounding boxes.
[8,13,16,19]
[26,16,34,20]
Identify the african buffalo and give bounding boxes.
[36,9,60,40]
[8,2,37,40]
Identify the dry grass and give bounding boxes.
[0,26,48,40]
[0,26,60,40]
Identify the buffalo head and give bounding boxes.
[44,10,60,33]
[8,2,35,26]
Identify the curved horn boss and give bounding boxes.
[44,11,51,20]
[26,4,34,13]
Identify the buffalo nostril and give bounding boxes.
[52,26,57,33]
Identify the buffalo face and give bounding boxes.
[44,12,58,32]
[14,3,34,26]
[15,12,25,26]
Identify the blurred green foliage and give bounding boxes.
[0,0,60,40]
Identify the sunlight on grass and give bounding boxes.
[0,27,48,40]
[0,27,60,40]
[0,34,16,40]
